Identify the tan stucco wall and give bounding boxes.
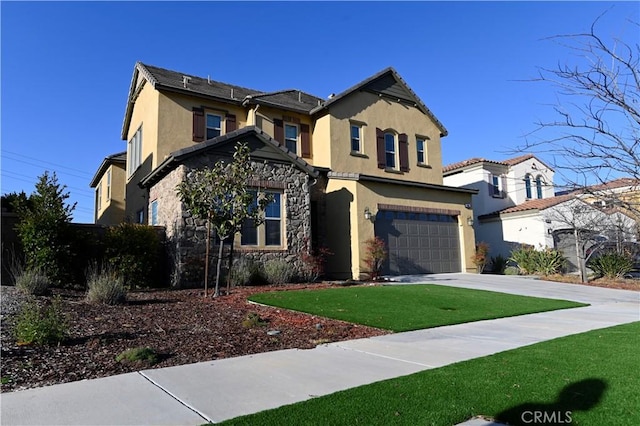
[311,114,331,167]
[95,164,126,225]
[255,105,313,146]
[324,92,444,184]
[324,177,476,279]
[156,92,248,165]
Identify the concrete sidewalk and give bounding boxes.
[2,274,638,425]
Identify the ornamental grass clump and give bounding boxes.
[229,257,265,286]
[263,259,296,285]
[588,252,634,279]
[15,268,51,296]
[116,347,159,365]
[86,264,127,305]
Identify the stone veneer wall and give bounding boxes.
[149,153,312,288]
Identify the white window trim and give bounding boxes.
[205,112,224,140]
[350,122,364,154]
[416,137,426,165]
[384,132,397,169]
[239,191,285,249]
[150,200,158,226]
[524,174,532,199]
[127,125,142,178]
[284,123,299,154]
[96,182,102,212]
[106,169,111,202]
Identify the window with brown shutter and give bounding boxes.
[274,119,284,145]
[300,124,310,158]
[399,133,409,172]
[226,114,237,132]
[192,108,205,142]
[376,128,385,169]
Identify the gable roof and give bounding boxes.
[443,154,553,175]
[89,151,127,188]
[478,194,574,220]
[139,126,318,189]
[569,177,640,194]
[309,67,448,137]
[242,89,323,114]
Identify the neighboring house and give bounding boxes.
[443,154,555,255]
[89,151,126,225]
[443,155,638,268]
[92,62,478,286]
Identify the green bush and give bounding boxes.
[15,268,51,296]
[263,259,296,285]
[86,264,127,305]
[14,296,68,346]
[116,347,159,365]
[228,257,265,286]
[490,255,508,274]
[509,246,566,276]
[242,312,268,328]
[14,172,77,287]
[104,223,161,289]
[504,266,520,275]
[588,251,634,279]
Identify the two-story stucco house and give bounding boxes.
[443,154,556,257]
[91,63,478,286]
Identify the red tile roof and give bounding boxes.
[478,194,574,220]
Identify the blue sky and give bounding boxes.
[1,1,638,223]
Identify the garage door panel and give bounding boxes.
[375,210,461,275]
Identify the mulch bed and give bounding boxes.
[0,283,388,393]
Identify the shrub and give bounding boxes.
[490,254,508,274]
[104,223,161,289]
[472,242,490,273]
[86,264,127,305]
[300,244,333,283]
[504,266,520,275]
[263,259,296,285]
[15,268,51,296]
[116,347,159,365]
[363,237,388,280]
[588,251,634,279]
[242,312,267,328]
[228,257,264,286]
[509,246,566,276]
[14,172,76,287]
[14,296,68,346]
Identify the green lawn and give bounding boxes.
[248,284,587,332]
[222,321,640,425]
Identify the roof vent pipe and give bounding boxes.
[298,91,302,102]
[182,76,191,88]
[231,88,234,99]
[207,75,211,85]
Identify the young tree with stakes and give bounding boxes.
[176,143,271,297]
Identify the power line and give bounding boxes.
[2,150,94,177]
[1,172,95,198]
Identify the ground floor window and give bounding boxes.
[240,191,283,247]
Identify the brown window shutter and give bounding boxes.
[192,108,204,142]
[274,119,284,145]
[300,124,311,158]
[376,128,385,169]
[226,114,237,132]
[399,133,409,172]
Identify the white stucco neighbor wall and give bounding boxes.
[509,159,555,204]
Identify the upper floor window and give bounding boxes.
[536,175,543,199]
[96,182,102,211]
[241,191,283,247]
[106,170,111,201]
[150,200,158,225]
[416,137,426,164]
[490,173,506,198]
[285,124,298,154]
[127,126,142,178]
[351,124,362,153]
[385,133,396,168]
[206,113,222,139]
[524,174,532,199]
[192,108,236,142]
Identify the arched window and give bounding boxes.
[524,174,532,199]
[536,175,543,199]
